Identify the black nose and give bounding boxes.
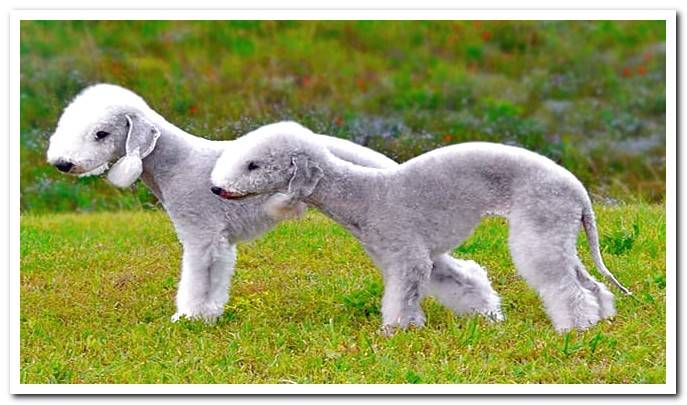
[54,161,74,173]
[210,186,224,196]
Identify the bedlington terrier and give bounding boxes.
[210,122,632,333]
[46,83,502,324]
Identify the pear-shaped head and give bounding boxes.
[46,83,160,187]
[210,122,324,202]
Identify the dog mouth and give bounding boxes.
[222,191,247,200]
[211,187,252,200]
[77,162,110,177]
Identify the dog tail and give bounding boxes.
[581,205,632,295]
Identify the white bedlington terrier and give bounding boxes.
[210,122,632,333]
[46,84,502,324]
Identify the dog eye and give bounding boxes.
[247,161,259,171]
[95,131,110,140]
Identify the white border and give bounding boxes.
[9,10,21,398]
[7,382,677,395]
[663,9,676,397]
[10,9,676,395]
[8,9,681,20]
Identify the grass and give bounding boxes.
[20,20,666,212]
[20,204,666,384]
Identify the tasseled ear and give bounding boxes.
[107,155,143,188]
[262,156,321,221]
[287,156,324,200]
[263,192,308,220]
[107,114,159,188]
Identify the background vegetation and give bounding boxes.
[20,20,666,212]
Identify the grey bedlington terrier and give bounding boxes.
[211,122,631,333]
[46,84,502,324]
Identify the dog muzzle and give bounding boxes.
[78,162,111,178]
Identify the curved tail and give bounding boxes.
[581,205,632,295]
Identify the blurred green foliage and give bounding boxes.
[20,20,666,212]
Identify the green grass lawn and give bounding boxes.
[20,204,665,384]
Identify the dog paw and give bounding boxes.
[380,313,426,336]
[170,302,225,324]
[170,311,220,324]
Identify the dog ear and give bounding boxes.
[123,113,160,159]
[287,155,324,200]
[107,113,160,188]
[260,156,321,220]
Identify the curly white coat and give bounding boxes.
[46,84,502,324]
[211,123,631,332]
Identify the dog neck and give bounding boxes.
[304,154,387,237]
[138,118,201,204]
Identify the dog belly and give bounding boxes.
[426,220,480,256]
